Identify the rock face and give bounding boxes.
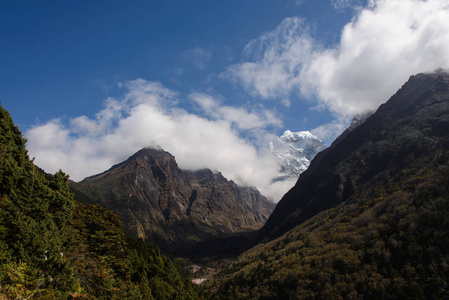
[259,71,449,242]
[70,147,275,254]
[270,130,327,182]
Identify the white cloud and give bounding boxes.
[26,79,288,201]
[310,119,348,143]
[26,0,449,202]
[226,17,314,106]
[228,0,449,141]
[190,92,282,130]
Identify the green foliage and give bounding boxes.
[66,203,131,299]
[127,238,200,300]
[67,203,200,299]
[205,152,449,299]
[0,260,46,299]
[0,104,200,299]
[0,105,76,298]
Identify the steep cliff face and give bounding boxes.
[259,71,449,242]
[183,169,273,232]
[70,147,274,254]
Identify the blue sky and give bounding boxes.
[2,0,449,200]
[1,0,351,131]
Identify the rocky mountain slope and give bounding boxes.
[70,147,275,255]
[204,71,449,298]
[270,130,327,182]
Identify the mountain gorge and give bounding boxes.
[2,70,449,299]
[70,147,275,255]
[204,71,449,298]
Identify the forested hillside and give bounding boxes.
[205,158,449,298]
[0,104,200,299]
[203,72,449,299]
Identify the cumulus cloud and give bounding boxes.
[226,17,314,107]
[26,79,287,201]
[190,92,282,130]
[310,119,348,143]
[228,0,449,141]
[26,0,449,202]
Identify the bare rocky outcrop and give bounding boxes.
[70,147,275,255]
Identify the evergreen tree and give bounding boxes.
[0,104,200,299]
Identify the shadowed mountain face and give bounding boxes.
[204,72,449,299]
[70,147,275,254]
[259,71,449,242]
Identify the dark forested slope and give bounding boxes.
[204,71,449,299]
[0,104,200,299]
[259,71,449,242]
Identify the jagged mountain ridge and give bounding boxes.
[70,147,275,255]
[270,130,327,182]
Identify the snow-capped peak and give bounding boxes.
[280,130,323,143]
[270,130,327,182]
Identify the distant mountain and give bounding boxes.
[70,147,275,255]
[270,130,327,182]
[205,71,449,298]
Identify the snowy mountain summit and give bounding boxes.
[270,130,327,182]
